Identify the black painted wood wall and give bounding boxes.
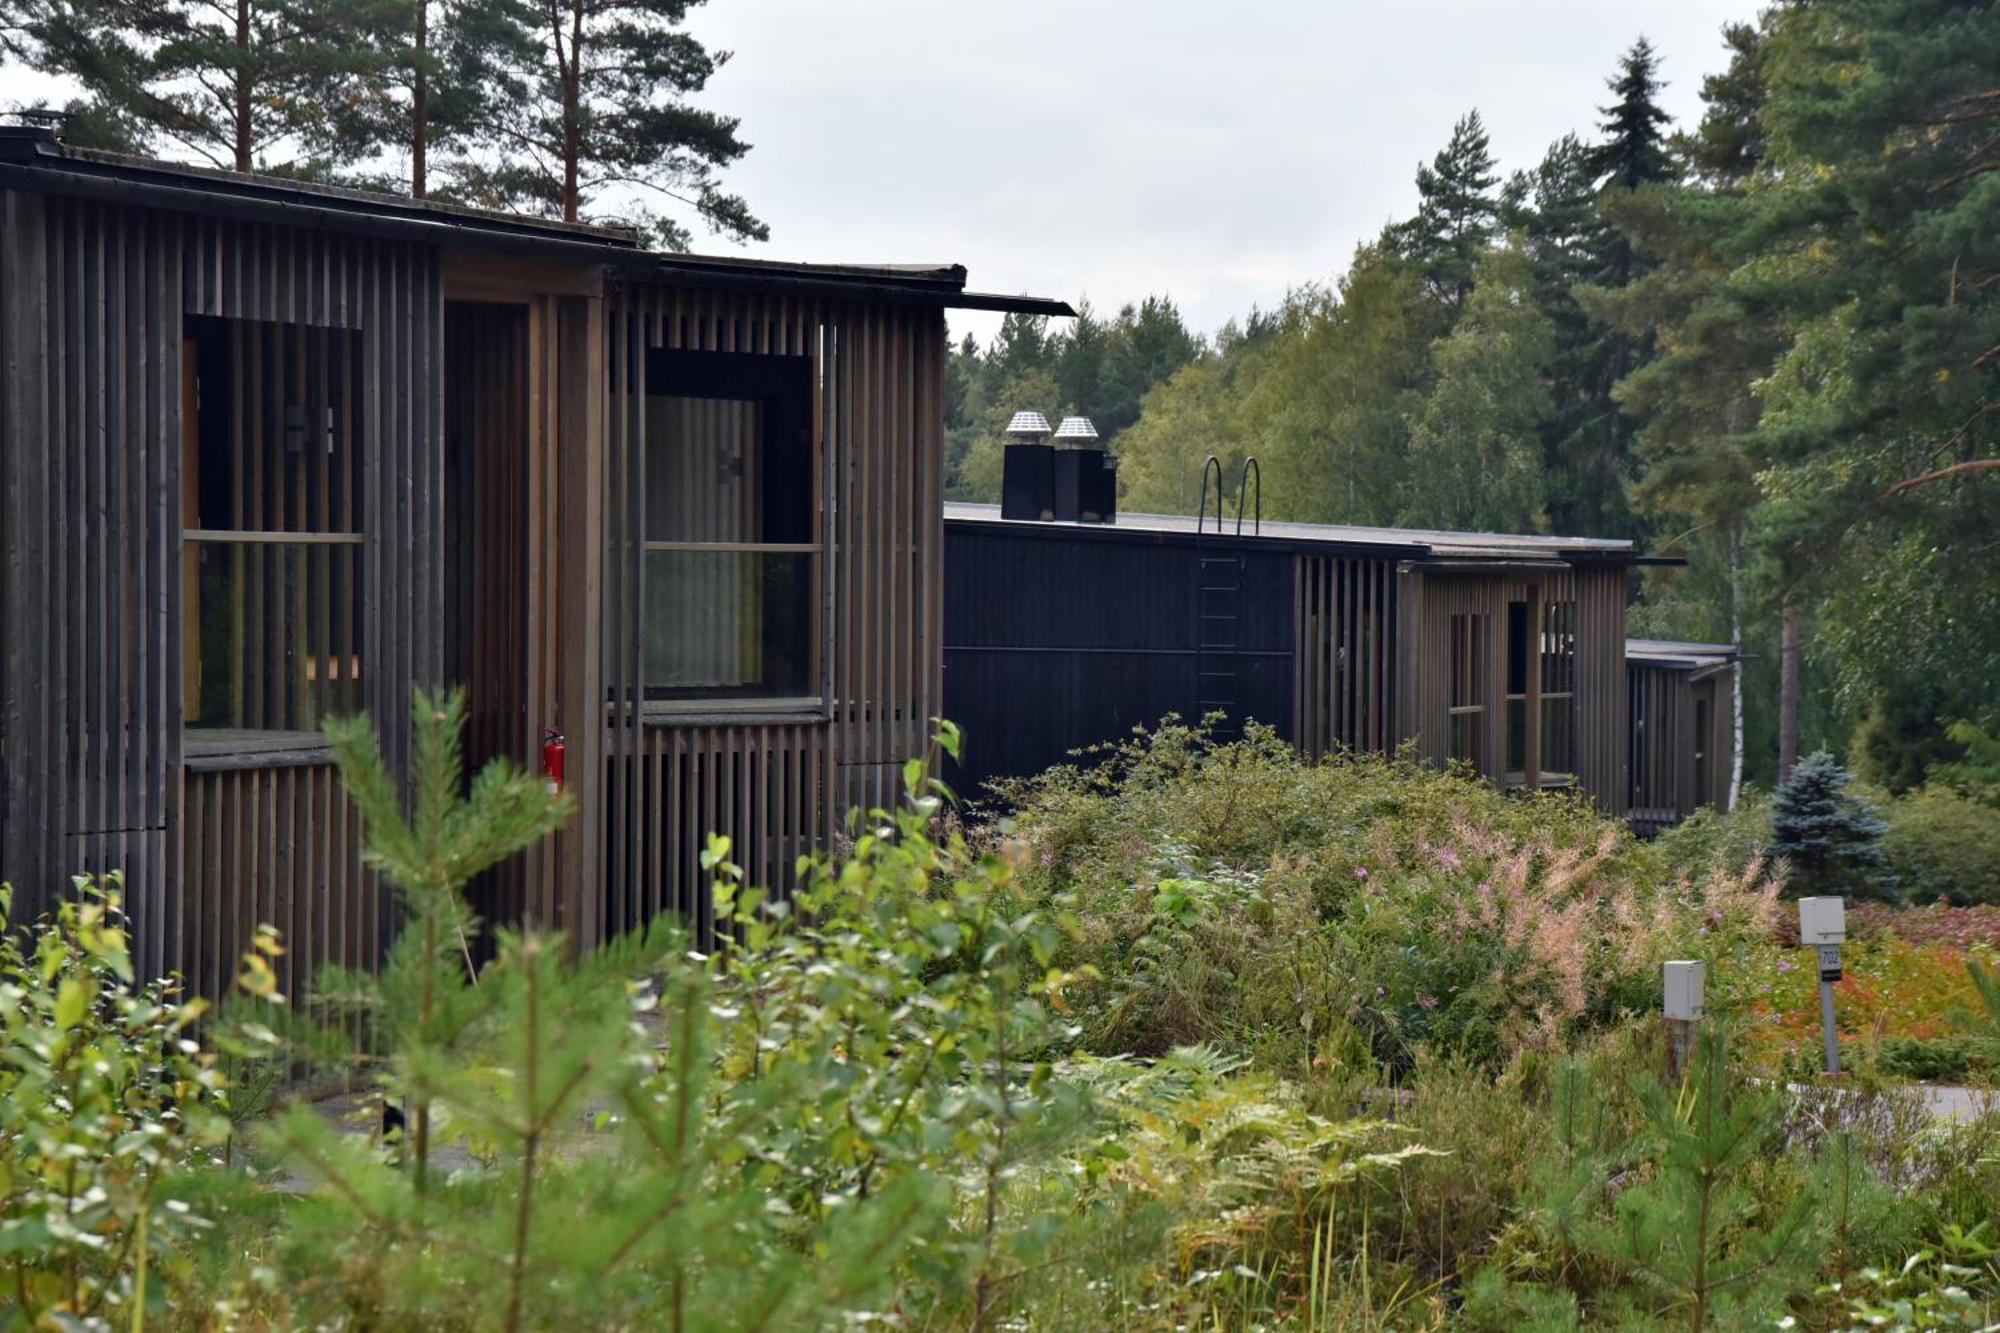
[942,523,1296,798]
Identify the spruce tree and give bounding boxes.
[1547,37,1679,537]
[1770,750,1896,900]
[1392,110,1501,313]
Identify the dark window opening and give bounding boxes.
[1503,599,1529,785]
[641,350,816,703]
[1694,695,1712,807]
[182,316,364,738]
[1447,612,1486,769]
[1539,599,1576,783]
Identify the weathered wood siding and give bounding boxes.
[1629,662,1732,834]
[0,188,440,985]
[1395,564,1628,813]
[1293,553,1399,759]
[600,289,943,939]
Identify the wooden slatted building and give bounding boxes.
[1627,639,1739,835]
[0,127,1067,994]
[943,501,1734,829]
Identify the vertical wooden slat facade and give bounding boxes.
[1394,563,1627,812]
[1,188,440,991]
[1293,553,1399,759]
[600,286,944,940]
[2,150,984,993]
[1628,653,1735,834]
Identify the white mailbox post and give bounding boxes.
[1798,897,1847,1073]
[1663,960,1706,1079]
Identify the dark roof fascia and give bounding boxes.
[617,253,1074,316]
[949,291,1078,317]
[1417,558,1575,574]
[0,134,642,259]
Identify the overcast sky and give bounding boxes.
[5,1,1754,344]
[682,0,1751,345]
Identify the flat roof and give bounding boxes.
[943,501,1636,563]
[0,126,1072,315]
[1626,638,1739,668]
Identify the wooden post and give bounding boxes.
[555,294,605,950]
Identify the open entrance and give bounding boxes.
[443,301,533,922]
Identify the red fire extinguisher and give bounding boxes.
[542,728,566,795]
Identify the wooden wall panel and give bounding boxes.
[600,285,941,945]
[0,189,440,990]
[174,764,374,1002]
[1293,554,1398,759]
[1394,564,1627,813]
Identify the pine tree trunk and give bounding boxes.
[1728,528,1744,810]
[561,0,582,222]
[233,0,253,171]
[411,0,428,198]
[1778,597,1801,781]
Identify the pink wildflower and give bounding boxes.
[1355,867,1370,882]
[1418,994,1439,1011]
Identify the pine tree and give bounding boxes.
[1392,110,1501,313]
[312,0,540,197]
[1581,1026,1818,1329]
[1770,750,1896,900]
[447,0,763,246]
[140,0,385,172]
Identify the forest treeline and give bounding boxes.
[947,2,2000,789]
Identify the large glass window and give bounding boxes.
[642,350,816,703]
[182,317,364,738]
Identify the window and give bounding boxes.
[1693,695,1712,805]
[1539,599,1576,783]
[1447,612,1486,766]
[642,350,816,704]
[1503,600,1529,785]
[182,317,364,738]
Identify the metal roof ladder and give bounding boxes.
[1194,457,1260,742]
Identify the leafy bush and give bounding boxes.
[0,877,231,1325]
[994,719,1781,1072]
[1884,786,2000,906]
[1650,790,1778,885]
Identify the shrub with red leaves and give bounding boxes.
[1847,902,2000,950]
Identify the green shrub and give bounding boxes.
[1884,785,2000,906]
[1650,790,1777,885]
[0,876,231,1325]
[996,719,1782,1073]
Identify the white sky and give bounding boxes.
[3,0,1753,344]
[683,0,1750,345]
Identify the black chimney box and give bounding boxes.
[1001,442,1055,520]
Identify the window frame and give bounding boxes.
[636,348,824,720]
[179,316,365,762]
